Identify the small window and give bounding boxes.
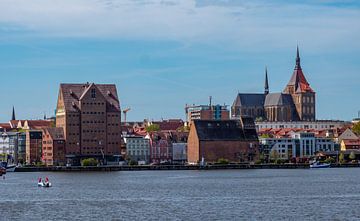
[91,89,96,98]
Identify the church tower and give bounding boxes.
[283,47,316,121]
[11,106,16,121]
[264,67,269,95]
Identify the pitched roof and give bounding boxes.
[264,93,294,106]
[233,93,265,107]
[0,123,11,130]
[285,47,314,93]
[193,120,258,141]
[25,120,53,129]
[59,83,120,112]
[44,127,65,140]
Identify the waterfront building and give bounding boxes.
[55,83,122,165]
[340,139,360,151]
[123,136,150,164]
[42,128,66,166]
[149,132,173,164]
[232,47,316,122]
[187,117,259,164]
[25,130,42,164]
[186,103,229,122]
[256,120,349,131]
[172,142,187,164]
[337,128,359,143]
[260,132,335,161]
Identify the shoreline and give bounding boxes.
[13,163,360,172]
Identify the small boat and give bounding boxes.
[1,162,16,172]
[0,167,6,176]
[6,165,16,172]
[310,161,330,168]
[38,181,52,187]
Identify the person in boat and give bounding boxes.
[38,177,42,183]
[44,177,49,185]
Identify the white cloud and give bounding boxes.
[0,0,359,51]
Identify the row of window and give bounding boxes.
[82,112,105,115]
[83,130,105,133]
[82,102,105,106]
[82,121,105,124]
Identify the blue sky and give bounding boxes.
[0,0,359,122]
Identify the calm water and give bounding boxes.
[1,169,360,221]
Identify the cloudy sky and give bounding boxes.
[0,0,359,122]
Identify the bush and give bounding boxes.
[324,157,335,164]
[35,162,46,167]
[128,160,138,166]
[216,158,229,165]
[255,160,262,165]
[81,158,98,166]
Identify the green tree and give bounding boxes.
[353,122,360,135]
[349,151,356,161]
[145,124,160,132]
[81,158,98,166]
[260,134,270,138]
[216,158,229,165]
[339,153,345,164]
[270,149,279,162]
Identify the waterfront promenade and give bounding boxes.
[13,163,360,172]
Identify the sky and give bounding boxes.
[0,0,359,122]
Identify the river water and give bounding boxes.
[1,169,360,221]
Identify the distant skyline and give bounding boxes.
[0,0,359,122]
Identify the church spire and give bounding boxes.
[11,106,16,121]
[264,66,269,95]
[295,45,301,70]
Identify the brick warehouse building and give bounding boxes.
[187,117,259,164]
[56,83,122,165]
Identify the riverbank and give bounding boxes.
[13,163,360,172]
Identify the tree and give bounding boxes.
[349,151,356,161]
[81,158,98,166]
[270,149,279,162]
[339,153,345,164]
[353,122,360,135]
[260,134,270,138]
[145,124,160,132]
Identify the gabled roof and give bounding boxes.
[285,47,314,93]
[193,120,258,141]
[24,120,53,130]
[59,83,120,112]
[264,93,294,106]
[233,93,265,107]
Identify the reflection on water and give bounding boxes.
[1,169,360,220]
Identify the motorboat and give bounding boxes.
[38,181,52,187]
[0,167,5,176]
[310,161,330,168]
[1,162,16,172]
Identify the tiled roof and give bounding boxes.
[26,120,53,129]
[193,120,258,141]
[233,93,265,107]
[44,127,65,140]
[60,83,120,112]
[286,68,314,93]
[264,93,294,106]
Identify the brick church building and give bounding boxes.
[232,47,316,122]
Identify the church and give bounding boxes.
[232,47,316,122]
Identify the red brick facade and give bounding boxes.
[56,83,122,164]
[42,128,66,166]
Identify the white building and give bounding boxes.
[260,132,335,160]
[256,120,349,131]
[123,136,150,164]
